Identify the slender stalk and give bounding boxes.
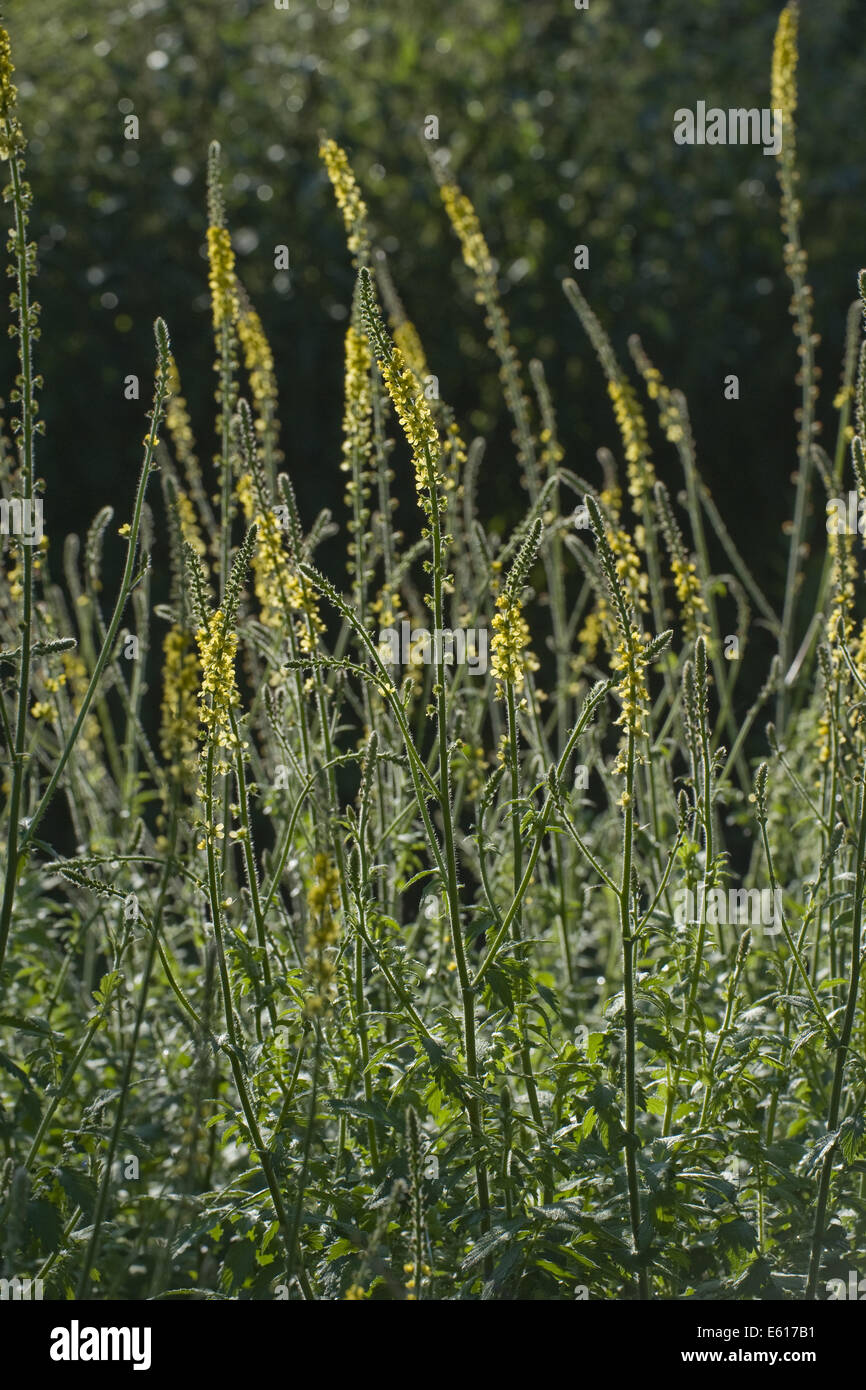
[805,751,866,1298]
[0,135,38,979]
[619,727,648,1300]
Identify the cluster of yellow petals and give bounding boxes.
[206,225,238,330]
[440,183,495,279]
[610,630,652,772]
[607,379,655,507]
[160,626,200,782]
[491,589,539,697]
[195,607,240,751]
[381,349,442,508]
[305,852,341,1016]
[319,137,369,260]
[235,473,322,649]
[237,302,278,433]
[771,4,798,129]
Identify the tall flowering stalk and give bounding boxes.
[360,264,490,1229]
[0,37,172,975]
[653,481,708,643]
[164,353,216,554]
[188,523,308,1288]
[773,3,819,714]
[319,136,370,267]
[438,175,537,497]
[438,170,574,758]
[340,289,375,620]
[587,492,671,1300]
[206,141,239,600]
[563,280,665,640]
[492,521,548,1182]
[236,284,282,487]
[0,25,40,981]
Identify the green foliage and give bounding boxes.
[0,5,865,1303]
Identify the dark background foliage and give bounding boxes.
[4,0,866,613]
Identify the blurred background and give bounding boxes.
[3,0,866,621]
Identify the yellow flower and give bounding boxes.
[393,320,429,382]
[607,379,655,507]
[670,555,707,640]
[195,608,239,750]
[578,607,602,661]
[383,350,443,506]
[235,472,322,646]
[165,356,206,519]
[237,298,279,439]
[0,26,24,161]
[319,137,369,262]
[610,628,652,772]
[341,322,373,475]
[160,626,200,782]
[206,225,238,330]
[491,589,539,696]
[305,852,341,1016]
[175,487,207,560]
[440,183,494,279]
[771,4,798,130]
[607,523,649,616]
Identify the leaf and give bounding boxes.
[460,1219,524,1271]
[0,1049,34,1089]
[398,868,438,891]
[328,1097,398,1131]
[481,1240,523,1296]
[839,1115,866,1164]
[56,1166,98,1220]
[485,964,514,1011]
[716,1218,758,1254]
[803,1129,840,1175]
[791,1023,823,1058]
[0,1013,66,1042]
[536,982,560,1016]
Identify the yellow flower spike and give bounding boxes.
[490,518,542,699]
[610,629,652,773]
[564,281,655,517]
[360,268,444,514]
[236,293,281,462]
[206,225,238,332]
[393,320,429,382]
[304,852,341,1017]
[606,378,655,507]
[440,183,495,280]
[654,480,708,641]
[175,488,207,560]
[195,608,240,753]
[319,137,370,263]
[341,321,373,476]
[491,589,538,696]
[160,626,200,783]
[235,470,322,646]
[771,4,798,133]
[382,350,443,507]
[0,26,24,161]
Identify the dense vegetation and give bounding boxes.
[1,4,865,1300]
